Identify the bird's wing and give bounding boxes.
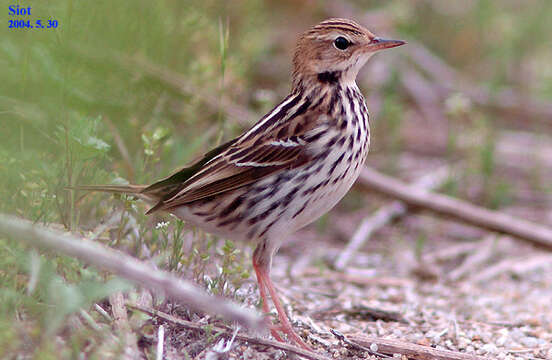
[141,137,239,199]
[144,100,333,213]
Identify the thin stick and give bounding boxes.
[128,304,332,360]
[446,236,496,282]
[156,325,164,360]
[0,214,264,331]
[335,165,451,270]
[348,334,486,360]
[472,253,552,284]
[357,167,552,250]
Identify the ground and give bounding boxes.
[137,154,552,360]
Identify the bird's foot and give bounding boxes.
[270,323,313,351]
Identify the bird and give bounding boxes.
[72,18,405,350]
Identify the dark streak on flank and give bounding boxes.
[328,153,345,175]
[258,219,277,238]
[281,187,300,208]
[246,225,258,240]
[292,201,310,219]
[219,196,244,218]
[217,215,242,228]
[327,134,340,148]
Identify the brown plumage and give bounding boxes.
[71,18,405,350]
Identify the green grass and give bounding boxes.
[1,0,552,358]
[1,1,268,357]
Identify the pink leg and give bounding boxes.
[253,261,285,343]
[253,258,312,350]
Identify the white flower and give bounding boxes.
[155,221,170,229]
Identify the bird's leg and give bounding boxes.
[252,259,286,343]
[263,268,313,350]
[252,250,312,351]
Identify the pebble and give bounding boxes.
[457,337,470,350]
[510,328,525,340]
[496,335,509,347]
[482,343,498,355]
[519,336,538,347]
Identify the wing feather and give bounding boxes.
[154,141,309,212]
[145,97,332,214]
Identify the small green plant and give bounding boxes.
[0,239,131,358]
[141,126,170,177]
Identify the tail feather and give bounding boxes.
[67,184,162,211]
[66,184,147,193]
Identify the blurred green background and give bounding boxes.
[1,0,551,358]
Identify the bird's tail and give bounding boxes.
[66,184,147,194]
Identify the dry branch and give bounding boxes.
[335,165,451,270]
[357,167,552,250]
[129,304,332,360]
[348,334,485,360]
[0,214,264,332]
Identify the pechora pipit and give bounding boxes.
[72,18,405,350]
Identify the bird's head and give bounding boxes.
[292,18,405,89]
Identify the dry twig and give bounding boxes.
[335,165,451,270]
[446,236,496,282]
[357,167,552,250]
[326,271,413,288]
[471,253,552,284]
[128,304,332,360]
[348,334,486,360]
[0,214,265,331]
[422,242,481,264]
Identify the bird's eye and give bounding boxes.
[334,36,350,50]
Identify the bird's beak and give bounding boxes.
[366,37,406,52]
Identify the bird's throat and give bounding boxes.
[317,71,341,84]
